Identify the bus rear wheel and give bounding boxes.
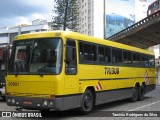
[131,85,139,102]
[138,84,145,101]
[79,89,93,114]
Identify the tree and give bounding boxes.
[52,0,79,31]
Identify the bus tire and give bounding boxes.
[131,85,139,102]
[79,89,93,115]
[138,84,145,101]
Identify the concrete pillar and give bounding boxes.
[157,66,160,85]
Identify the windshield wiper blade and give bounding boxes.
[15,71,19,77]
[38,71,43,77]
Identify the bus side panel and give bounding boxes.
[78,64,156,105]
[95,88,133,105]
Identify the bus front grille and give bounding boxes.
[9,93,50,98]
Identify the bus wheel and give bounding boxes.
[80,89,93,114]
[138,84,145,101]
[131,85,139,102]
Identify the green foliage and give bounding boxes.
[52,0,79,31]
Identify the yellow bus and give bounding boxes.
[6,31,156,114]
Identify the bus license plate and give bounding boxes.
[23,101,32,105]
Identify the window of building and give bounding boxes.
[88,17,91,22]
[88,24,91,29]
[82,24,84,28]
[88,10,91,15]
[82,18,84,22]
[88,31,91,35]
[82,5,84,9]
[82,11,84,16]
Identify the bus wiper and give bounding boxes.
[38,71,43,77]
[15,70,19,77]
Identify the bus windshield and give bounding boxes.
[8,38,62,75]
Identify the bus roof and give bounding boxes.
[14,31,154,55]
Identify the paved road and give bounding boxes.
[0,85,160,120]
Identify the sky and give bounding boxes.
[0,0,155,28]
[0,0,53,27]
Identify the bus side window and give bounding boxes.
[79,42,84,62]
[98,46,105,63]
[112,48,122,64]
[133,53,141,65]
[149,55,155,67]
[83,43,92,61]
[141,54,148,67]
[123,50,132,64]
[65,40,77,75]
[105,47,111,63]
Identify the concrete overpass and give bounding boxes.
[107,10,160,49]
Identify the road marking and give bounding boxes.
[129,101,160,111]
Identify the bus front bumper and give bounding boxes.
[6,96,63,111]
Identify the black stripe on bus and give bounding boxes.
[79,62,155,68]
[55,93,82,98]
[79,77,155,81]
[55,87,133,98]
[96,87,133,93]
[94,84,156,93]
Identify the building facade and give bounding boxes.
[78,0,154,39]
[78,0,104,38]
[0,19,52,44]
[78,0,94,36]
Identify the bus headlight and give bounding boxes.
[11,99,15,104]
[43,100,48,106]
[7,99,11,103]
[49,101,54,106]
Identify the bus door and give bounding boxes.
[65,39,78,89]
